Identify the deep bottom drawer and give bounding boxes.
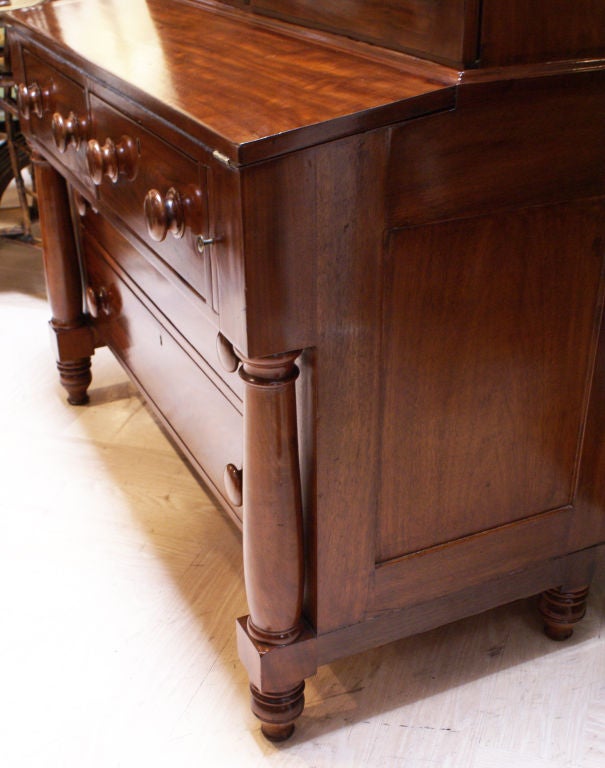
[83,232,243,522]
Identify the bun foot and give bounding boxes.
[57,358,92,405]
[539,586,589,641]
[250,681,304,742]
[261,722,295,742]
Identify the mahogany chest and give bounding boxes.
[6,0,605,739]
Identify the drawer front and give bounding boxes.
[79,205,244,401]
[20,47,93,191]
[88,94,212,304]
[82,230,243,520]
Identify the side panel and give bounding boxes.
[387,72,605,229]
[377,202,605,562]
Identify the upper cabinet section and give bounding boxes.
[243,0,605,69]
[6,1,458,164]
[479,0,605,67]
[250,0,480,67]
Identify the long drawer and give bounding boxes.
[82,228,243,522]
[87,94,213,305]
[16,40,217,312]
[19,46,94,194]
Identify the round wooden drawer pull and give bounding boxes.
[144,187,185,242]
[17,81,53,120]
[224,463,243,507]
[86,135,139,185]
[52,111,87,152]
[143,186,207,243]
[216,333,239,373]
[85,285,118,318]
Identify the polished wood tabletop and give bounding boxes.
[8,0,457,162]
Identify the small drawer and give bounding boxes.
[19,47,93,192]
[82,230,243,520]
[87,94,212,304]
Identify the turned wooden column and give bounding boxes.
[33,152,94,404]
[238,350,305,741]
[539,585,590,641]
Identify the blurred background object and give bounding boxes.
[0,21,36,240]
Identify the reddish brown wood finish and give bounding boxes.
[7,0,605,742]
[378,203,605,562]
[81,222,244,523]
[236,351,306,739]
[480,0,605,67]
[32,151,94,404]
[539,586,590,641]
[251,0,480,66]
[8,0,458,163]
[21,49,93,193]
[86,134,138,185]
[387,73,605,228]
[239,352,304,644]
[87,94,212,304]
[51,110,87,154]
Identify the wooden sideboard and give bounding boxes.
[6,0,605,740]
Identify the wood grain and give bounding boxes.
[7,0,458,162]
[251,0,479,66]
[1,236,604,765]
[480,0,605,66]
[7,0,605,742]
[378,202,605,561]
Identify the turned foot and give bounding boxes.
[250,682,305,742]
[539,585,589,641]
[57,357,92,405]
[33,154,95,407]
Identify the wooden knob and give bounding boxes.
[73,190,90,217]
[86,135,138,185]
[144,187,187,242]
[85,285,118,318]
[216,333,239,373]
[224,464,243,507]
[52,111,87,152]
[143,186,205,243]
[17,81,52,120]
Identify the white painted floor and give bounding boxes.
[0,231,603,767]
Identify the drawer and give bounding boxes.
[19,47,93,192]
[88,94,212,304]
[82,230,243,521]
[79,205,244,402]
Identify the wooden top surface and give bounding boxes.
[7,0,457,163]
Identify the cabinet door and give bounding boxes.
[251,0,479,66]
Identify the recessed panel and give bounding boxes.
[377,202,605,562]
